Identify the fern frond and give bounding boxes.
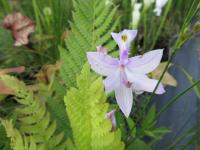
[60,0,120,87]
[1,119,37,150]
[0,122,11,150]
[47,78,72,138]
[0,75,67,150]
[64,64,125,150]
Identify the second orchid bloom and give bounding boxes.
[87,29,165,117]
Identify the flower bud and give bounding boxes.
[132,3,142,29]
[154,0,168,16]
[43,7,52,16]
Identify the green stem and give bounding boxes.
[142,9,148,53]
[32,0,42,34]
[1,0,12,14]
[164,123,199,150]
[156,80,200,119]
[150,0,173,50]
[32,0,45,63]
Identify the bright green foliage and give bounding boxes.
[64,64,125,150]
[0,75,67,150]
[60,0,120,87]
[141,105,171,140]
[1,119,37,150]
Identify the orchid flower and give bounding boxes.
[87,29,165,117]
[132,3,142,29]
[154,0,168,16]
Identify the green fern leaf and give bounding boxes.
[60,0,120,87]
[0,122,11,150]
[64,64,125,150]
[1,119,37,150]
[47,78,72,138]
[0,75,67,150]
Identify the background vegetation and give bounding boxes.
[0,0,200,149]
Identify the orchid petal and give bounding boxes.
[111,29,137,51]
[125,69,165,94]
[115,85,133,117]
[133,77,165,94]
[127,49,163,74]
[104,70,121,93]
[87,52,118,76]
[96,45,107,54]
[119,50,129,65]
[106,110,117,131]
[134,90,144,95]
[111,32,121,48]
[122,29,138,45]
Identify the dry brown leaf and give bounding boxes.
[150,62,177,87]
[0,66,25,75]
[35,61,61,84]
[0,81,14,95]
[3,12,35,46]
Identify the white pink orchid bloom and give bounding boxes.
[87,29,165,117]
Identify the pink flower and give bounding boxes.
[106,110,117,131]
[111,30,137,52]
[87,29,165,117]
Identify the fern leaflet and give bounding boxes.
[64,64,125,150]
[0,75,67,150]
[60,0,120,87]
[1,119,37,150]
